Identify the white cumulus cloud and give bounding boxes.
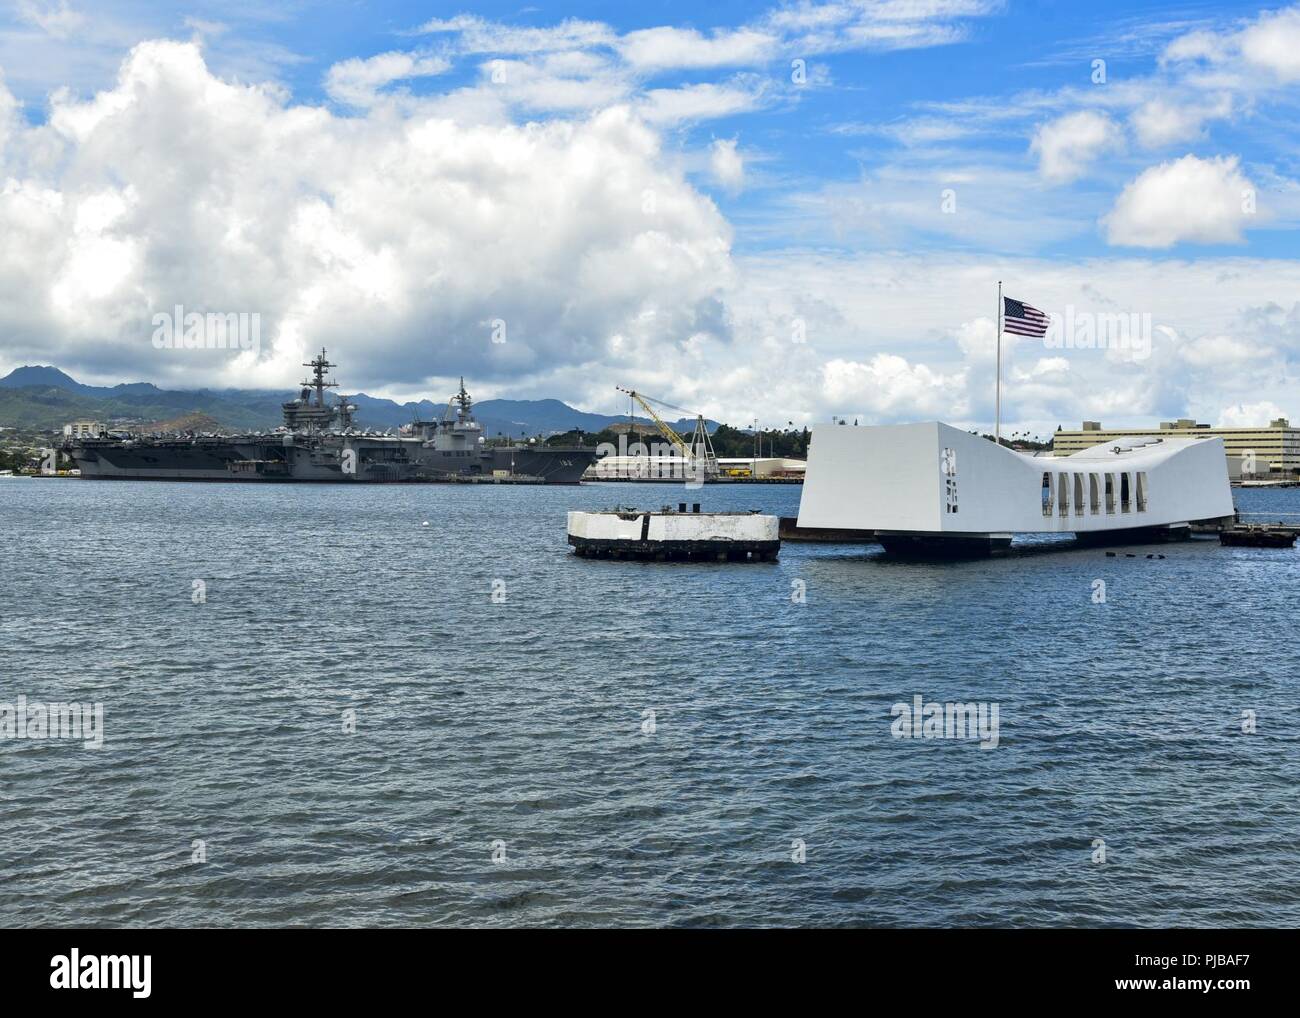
[1164,6,1300,83]
[1177,333,1273,367]
[821,354,966,418]
[618,27,778,70]
[1031,110,1123,184]
[1238,6,1300,80]
[1130,94,1233,149]
[16,0,84,39]
[0,40,735,395]
[1219,400,1291,426]
[1103,155,1256,248]
[416,16,616,55]
[324,50,452,106]
[638,80,768,125]
[709,138,745,190]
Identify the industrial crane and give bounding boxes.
[615,386,719,479]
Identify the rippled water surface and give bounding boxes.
[2,479,1298,927]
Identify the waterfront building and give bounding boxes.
[1054,419,1299,476]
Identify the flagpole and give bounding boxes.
[995,280,1002,446]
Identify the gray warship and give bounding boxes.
[61,350,598,484]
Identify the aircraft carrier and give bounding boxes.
[61,350,598,484]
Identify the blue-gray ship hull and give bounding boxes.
[66,437,596,484]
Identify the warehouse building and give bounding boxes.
[716,457,806,479]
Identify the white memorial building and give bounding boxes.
[797,422,1234,555]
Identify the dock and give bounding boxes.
[1214,512,1300,547]
[568,505,780,562]
[1219,523,1299,548]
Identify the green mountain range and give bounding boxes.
[0,365,712,437]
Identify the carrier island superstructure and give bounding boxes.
[61,351,597,484]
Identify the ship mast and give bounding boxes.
[454,377,473,423]
[302,349,338,407]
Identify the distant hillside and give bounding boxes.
[0,365,716,437]
[475,398,636,439]
[0,366,94,395]
[0,381,279,431]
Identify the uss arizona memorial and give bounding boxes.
[798,422,1235,554]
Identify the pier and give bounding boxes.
[568,506,780,561]
[1218,512,1300,547]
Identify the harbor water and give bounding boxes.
[1,479,1298,927]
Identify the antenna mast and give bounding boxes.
[302,349,338,407]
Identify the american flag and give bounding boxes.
[1002,295,1049,337]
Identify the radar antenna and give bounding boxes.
[334,393,357,429]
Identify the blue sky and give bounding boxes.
[1,1,1299,435]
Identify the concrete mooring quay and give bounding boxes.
[1199,511,1300,547]
[1219,522,1299,547]
[567,505,780,561]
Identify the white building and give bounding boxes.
[585,454,694,480]
[63,421,106,439]
[798,422,1233,553]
